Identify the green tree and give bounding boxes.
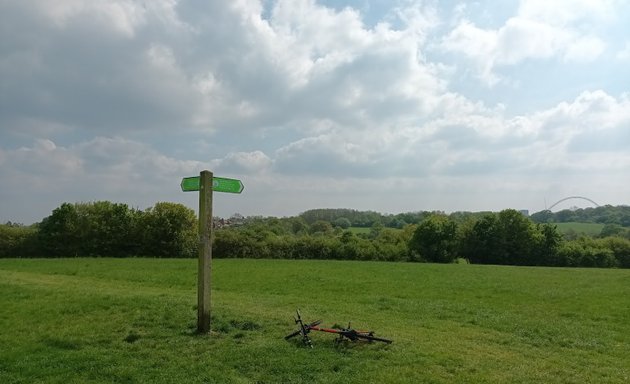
[373,228,408,261]
[600,237,630,268]
[141,202,197,258]
[75,201,139,256]
[39,201,146,257]
[532,223,563,266]
[309,220,333,235]
[368,222,384,239]
[460,214,501,264]
[409,215,458,263]
[460,210,546,266]
[496,209,537,265]
[288,217,309,235]
[530,210,554,223]
[333,217,352,229]
[600,224,624,238]
[38,203,81,256]
[557,238,618,268]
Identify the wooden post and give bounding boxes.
[197,170,213,333]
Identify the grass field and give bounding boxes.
[553,222,605,236]
[1,258,629,383]
[347,226,372,234]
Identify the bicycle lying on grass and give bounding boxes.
[284,310,393,347]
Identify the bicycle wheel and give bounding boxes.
[355,333,393,344]
[284,320,321,340]
[284,330,302,340]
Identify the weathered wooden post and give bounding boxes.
[180,171,244,334]
[197,170,213,333]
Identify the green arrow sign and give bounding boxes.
[212,177,244,194]
[181,176,244,194]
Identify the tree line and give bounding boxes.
[215,210,630,268]
[1,201,197,258]
[2,202,630,268]
[530,205,630,226]
[304,206,630,229]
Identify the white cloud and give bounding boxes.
[617,41,630,61]
[563,35,606,62]
[35,0,150,38]
[219,151,273,174]
[495,18,567,64]
[516,0,617,26]
[440,0,614,85]
[1,1,629,223]
[0,0,445,141]
[11,139,83,177]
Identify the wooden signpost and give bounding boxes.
[181,171,244,333]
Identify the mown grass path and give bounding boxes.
[1,258,629,383]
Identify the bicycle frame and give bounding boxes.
[285,310,393,346]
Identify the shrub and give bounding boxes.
[600,237,630,268]
[0,224,39,257]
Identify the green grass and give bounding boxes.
[553,222,605,236]
[347,226,372,234]
[1,258,629,383]
[347,226,401,234]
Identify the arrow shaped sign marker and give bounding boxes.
[181,176,244,194]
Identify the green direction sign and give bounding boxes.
[181,176,244,194]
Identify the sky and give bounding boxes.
[1,0,630,224]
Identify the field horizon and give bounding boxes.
[1,258,629,383]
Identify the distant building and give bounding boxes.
[519,210,529,217]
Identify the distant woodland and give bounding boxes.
[2,203,630,268]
